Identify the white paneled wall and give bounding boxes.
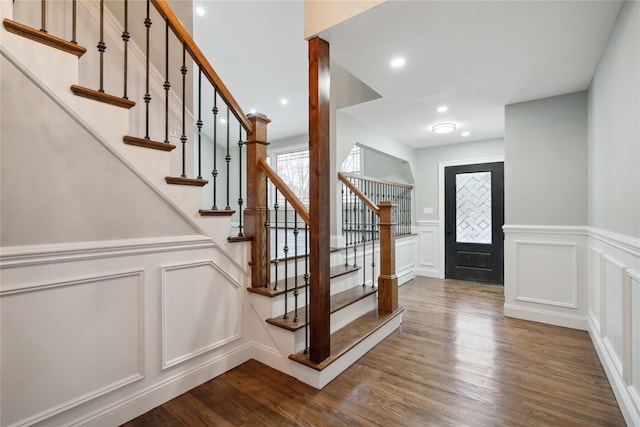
[0,237,251,427]
[416,220,441,278]
[588,229,640,425]
[503,226,588,330]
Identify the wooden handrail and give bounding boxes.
[150,0,252,134]
[339,172,414,189]
[338,172,380,215]
[258,159,310,225]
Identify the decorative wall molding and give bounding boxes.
[416,220,441,278]
[161,260,242,369]
[1,270,145,426]
[503,224,589,236]
[588,228,640,426]
[514,240,578,308]
[0,235,214,270]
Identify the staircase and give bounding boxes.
[1,0,403,423]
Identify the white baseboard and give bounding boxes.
[590,317,640,427]
[74,344,252,427]
[504,303,588,330]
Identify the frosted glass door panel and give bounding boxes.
[456,172,492,244]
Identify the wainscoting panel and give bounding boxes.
[503,226,588,330]
[588,228,640,426]
[416,220,441,278]
[603,255,626,373]
[0,271,144,426]
[162,261,242,369]
[396,236,417,285]
[515,241,577,308]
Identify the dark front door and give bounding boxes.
[445,162,504,284]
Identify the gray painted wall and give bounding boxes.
[588,0,640,238]
[504,92,588,226]
[1,58,199,247]
[414,138,504,221]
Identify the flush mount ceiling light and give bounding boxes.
[461,131,470,137]
[390,57,405,68]
[432,122,456,134]
[437,105,448,113]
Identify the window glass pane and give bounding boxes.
[275,149,309,206]
[456,172,492,244]
[341,145,361,174]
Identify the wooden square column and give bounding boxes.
[378,201,398,312]
[308,37,331,363]
[244,113,270,288]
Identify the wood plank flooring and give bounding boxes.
[122,277,625,426]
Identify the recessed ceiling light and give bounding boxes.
[437,105,448,113]
[196,6,205,16]
[461,131,470,137]
[280,98,288,106]
[390,57,405,68]
[432,123,456,134]
[220,118,226,124]
[250,108,257,114]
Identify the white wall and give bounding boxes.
[304,0,386,39]
[587,1,640,425]
[503,92,589,330]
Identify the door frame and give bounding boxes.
[438,156,504,280]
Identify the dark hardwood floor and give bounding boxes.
[122,277,625,426]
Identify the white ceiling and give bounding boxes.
[195,0,623,148]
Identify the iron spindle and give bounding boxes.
[352,183,357,265]
[237,125,244,236]
[303,225,309,354]
[371,209,376,288]
[143,0,152,139]
[265,179,270,287]
[362,195,366,286]
[283,200,289,320]
[71,0,77,43]
[293,216,299,322]
[97,0,105,92]
[211,91,218,208]
[273,196,279,290]
[180,44,187,178]
[225,106,231,210]
[121,0,129,98]
[163,21,170,143]
[196,69,203,179]
[343,185,348,266]
[40,0,46,33]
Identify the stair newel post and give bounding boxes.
[377,201,398,313]
[308,37,331,363]
[244,113,271,288]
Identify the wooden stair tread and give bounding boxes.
[165,176,208,186]
[123,135,175,151]
[199,209,236,216]
[265,285,377,332]
[247,264,360,297]
[3,19,87,57]
[288,306,404,371]
[228,235,252,243]
[70,85,135,109]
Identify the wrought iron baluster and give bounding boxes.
[282,200,289,319]
[163,21,170,143]
[40,0,46,33]
[371,209,376,288]
[97,0,105,92]
[143,0,152,139]
[179,44,187,177]
[196,68,203,179]
[265,179,271,287]
[71,0,77,43]
[343,184,348,266]
[121,0,129,98]
[293,215,299,322]
[352,180,357,266]
[211,90,218,208]
[304,224,309,354]
[237,124,244,236]
[225,105,231,210]
[272,195,279,290]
